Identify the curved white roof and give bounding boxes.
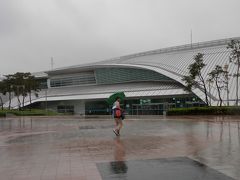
[47,37,240,105]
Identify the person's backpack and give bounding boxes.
[114,109,121,118]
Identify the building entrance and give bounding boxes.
[131,103,175,115]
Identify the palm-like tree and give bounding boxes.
[12,72,41,109]
[1,72,41,110]
[182,53,209,106]
[25,74,41,108]
[3,75,14,110]
[227,40,240,106]
[208,65,224,107]
[0,81,5,110]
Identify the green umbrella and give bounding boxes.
[107,92,125,105]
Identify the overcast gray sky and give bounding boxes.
[0,0,240,75]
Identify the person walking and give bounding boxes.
[112,97,123,136]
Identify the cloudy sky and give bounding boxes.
[0,0,240,75]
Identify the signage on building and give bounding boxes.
[140,99,151,105]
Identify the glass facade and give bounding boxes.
[49,68,174,88]
[85,101,109,115]
[95,68,173,85]
[57,105,74,114]
[84,96,204,115]
[50,71,96,87]
[37,78,48,89]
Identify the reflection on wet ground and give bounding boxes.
[0,116,240,179]
[97,157,235,180]
[110,137,128,175]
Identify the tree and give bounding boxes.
[223,64,230,106]
[206,78,214,106]
[208,65,224,107]
[0,81,5,110]
[3,75,14,110]
[11,72,40,110]
[12,72,26,110]
[227,39,240,106]
[1,72,41,110]
[182,53,209,106]
[25,74,41,108]
[10,72,34,110]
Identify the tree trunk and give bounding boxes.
[216,78,222,107]
[208,82,212,106]
[29,91,32,104]
[227,81,229,106]
[199,74,209,106]
[8,92,11,110]
[22,95,25,110]
[17,96,21,110]
[29,92,32,111]
[0,96,3,110]
[236,61,239,106]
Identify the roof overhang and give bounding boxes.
[5,88,189,109]
[30,88,188,102]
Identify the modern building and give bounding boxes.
[4,37,240,115]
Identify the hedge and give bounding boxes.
[0,109,58,117]
[167,106,240,116]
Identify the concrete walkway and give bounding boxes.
[0,116,239,180]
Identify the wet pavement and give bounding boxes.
[0,116,240,180]
[97,157,235,180]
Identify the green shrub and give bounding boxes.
[0,111,5,117]
[167,106,240,116]
[0,109,58,116]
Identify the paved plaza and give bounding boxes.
[0,116,240,180]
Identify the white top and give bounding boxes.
[112,101,120,109]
